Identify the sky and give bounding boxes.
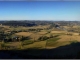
[0,1,80,21]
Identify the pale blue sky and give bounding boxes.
[0,1,80,21]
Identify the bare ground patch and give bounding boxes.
[15,32,32,37]
[58,35,80,42]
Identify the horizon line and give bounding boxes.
[0,0,80,1]
[0,20,80,21]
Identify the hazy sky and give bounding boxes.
[0,1,80,21]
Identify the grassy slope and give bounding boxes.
[23,41,46,49]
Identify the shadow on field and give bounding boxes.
[1,42,80,59]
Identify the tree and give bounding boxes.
[21,36,31,41]
[38,36,49,41]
